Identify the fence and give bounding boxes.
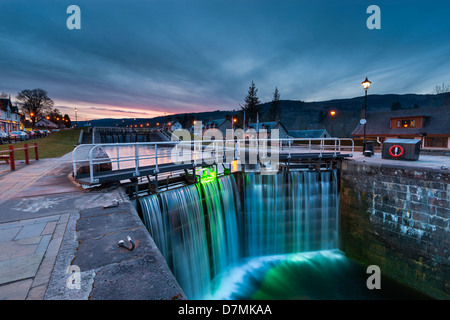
[0,143,39,171]
[72,137,354,185]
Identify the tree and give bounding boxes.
[63,114,72,128]
[16,89,54,128]
[390,101,402,111]
[269,87,281,121]
[433,82,450,106]
[241,81,261,125]
[433,83,450,94]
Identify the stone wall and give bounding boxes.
[339,160,449,299]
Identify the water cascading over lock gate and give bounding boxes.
[139,170,339,299]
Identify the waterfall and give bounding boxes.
[244,171,339,256]
[139,170,339,299]
[140,185,211,299]
[201,176,242,280]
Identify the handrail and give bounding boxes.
[0,143,39,170]
[73,137,354,184]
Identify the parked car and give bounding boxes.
[9,131,29,141]
[0,131,8,144]
[26,131,37,139]
[32,130,44,138]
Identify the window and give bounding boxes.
[400,119,415,128]
[424,137,448,148]
[395,118,416,128]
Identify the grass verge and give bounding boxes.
[0,128,82,160]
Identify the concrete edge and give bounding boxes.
[44,187,187,300]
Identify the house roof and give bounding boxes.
[288,129,329,138]
[351,106,450,136]
[0,98,12,112]
[205,118,229,127]
[36,118,58,128]
[0,98,20,113]
[247,121,288,132]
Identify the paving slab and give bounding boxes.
[0,253,44,285]
[14,222,47,240]
[0,279,33,300]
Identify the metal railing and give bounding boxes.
[0,143,39,170]
[72,137,354,184]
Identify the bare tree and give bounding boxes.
[16,89,54,127]
[433,83,450,107]
[433,83,450,94]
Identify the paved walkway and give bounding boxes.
[0,152,185,300]
[351,152,450,170]
[0,153,78,299]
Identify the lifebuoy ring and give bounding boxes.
[389,145,405,158]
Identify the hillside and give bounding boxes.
[81,93,449,138]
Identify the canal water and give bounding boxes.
[139,171,431,300]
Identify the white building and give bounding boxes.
[166,121,183,131]
[35,118,58,129]
[0,98,21,134]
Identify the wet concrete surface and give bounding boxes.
[0,152,186,300]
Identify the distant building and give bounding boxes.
[351,106,450,149]
[204,118,232,136]
[165,121,183,131]
[288,129,330,139]
[0,98,21,133]
[247,121,290,139]
[35,118,58,129]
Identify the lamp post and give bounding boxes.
[361,77,371,153]
[330,110,336,137]
[30,112,35,129]
[75,108,78,127]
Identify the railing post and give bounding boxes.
[89,146,95,184]
[24,143,29,165]
[135,144,140,177]
[116,145,120,170]
[34,143,39,160]
[155,144,159,173]
[9,145,15,171]
[288,139,291,159]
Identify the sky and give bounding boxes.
[1,0,450,120]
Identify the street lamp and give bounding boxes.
[361,77,371,153]
[330,110,336,136]
[75,108,78,127]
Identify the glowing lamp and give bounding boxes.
[362,77,371,90]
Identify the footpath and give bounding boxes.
[0,153,185,300]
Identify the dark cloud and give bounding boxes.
[1,0,450,119]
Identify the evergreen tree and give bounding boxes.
[269,87,281,121]
[241,81,261,125]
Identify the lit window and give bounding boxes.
[399,119,415,128]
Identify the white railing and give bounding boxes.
[72,138,354,184]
